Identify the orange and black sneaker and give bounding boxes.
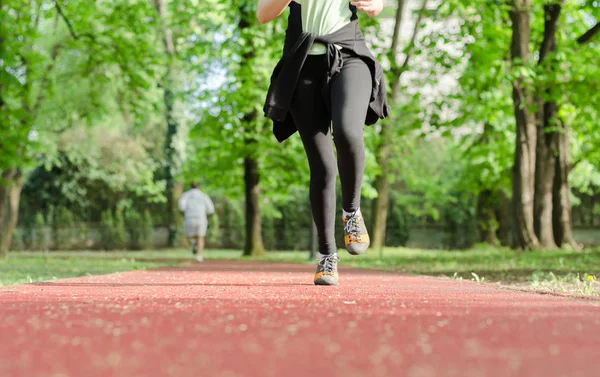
[314,254,340,286]
[343,209,370,255]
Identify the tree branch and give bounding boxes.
[388,0,429,99]
[576,21,600,44]
[33,42,63,113]
[538,3,561,64]
[55,2,96,42]
[389,0,407,67]
[400,0,429,72]
[54,1,80,40]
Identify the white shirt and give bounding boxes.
[294,0,352,55]
[178,189,214,219]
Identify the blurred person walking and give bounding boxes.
[178,182,215,262]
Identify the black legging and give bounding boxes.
[289,50,372,255]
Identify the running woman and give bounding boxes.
[258,0,390,285]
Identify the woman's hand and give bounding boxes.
[351,0,384,17]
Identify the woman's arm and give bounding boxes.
[257,0,292,24]
[351,0,384,17]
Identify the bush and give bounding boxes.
[76,222,89,249]
[125,208,143,249]
[206,211,220,248]
[53,207,75,249]
[140,210,154,249]
[386,202,411,247]
[10,229,25,251]
[100,210,114,250]
[21,222,34,250]
[113,208,127,250]
[262,214,276,250]
[33,212,48,251]
[442,192,478,249]
[221,199,244,249]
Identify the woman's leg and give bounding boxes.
[330,55,372,213]
[330,54,372,255]
[289,55,338,256]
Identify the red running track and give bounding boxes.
[1,260,600,377]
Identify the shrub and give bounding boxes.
[125,208,143,249]
[53,207,74,249]
[100,210,114,250]
[140,210,154,249]
[113,208,127,250]
[77,222,89,249]
[206,211,220,248]
[33,212,48,251]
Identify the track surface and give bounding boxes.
[1,260,600,377]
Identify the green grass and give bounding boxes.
[3,246,600,295]
[0,252,185,286]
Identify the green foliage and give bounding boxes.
[76,222,89,250]
[113,209,127,250]
[218,199,244,249]
[262,215,277,250]
[123,208,154,250]
[125,208,143,250]
[53,207,75,250]
[100,210,114,250]
[34,213,47,250]
[6,0,600,254]
[386,201,411,247]
[206,210,220,247]
[442,192,479,250]
[141,211,155,250]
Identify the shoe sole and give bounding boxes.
[346,243,370,255]
[314,278,339,286]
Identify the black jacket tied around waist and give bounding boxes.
[263,2,391,142]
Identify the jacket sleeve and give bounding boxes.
[204,195,215,215]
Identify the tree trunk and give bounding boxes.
[545,4,596,250]
[494,189,513,247]
[0,169,23,256]
[243,151,265,256]
[533,100,558,248]
[238,4,264,256]
[509,0,539,249]
[163,85,185,247]
[153,0,185,247]
[533,3,561,249]
[0,170,13,229]
[477,189,499,245]
[371,164,390,251]
[372,0,428,251]
[552,121,580,249]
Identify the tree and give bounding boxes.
[549,10,599,248]
[532,2,561,249]
[509,0,539,249]
[371,0,430,251]
[188,2,310,256]
[152,0,186,247]
[1,0,163,255]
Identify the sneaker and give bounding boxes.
[196,255,203,263]
[343,209,370,255]
[314,254,340,286]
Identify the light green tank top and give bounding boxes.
[294,0,352,55]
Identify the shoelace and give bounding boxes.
[319,254,340,273]
[344,211,361,241]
